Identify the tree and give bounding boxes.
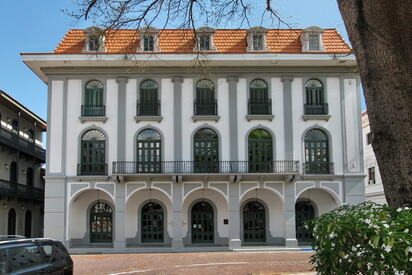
[71,0,411,207]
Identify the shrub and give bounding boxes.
[309,202,412,275]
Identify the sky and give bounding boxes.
[0,0,365,122]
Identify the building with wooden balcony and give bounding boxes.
[22,25,365,253]
[0,90,47,238]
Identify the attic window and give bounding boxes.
[84,27,105,52]
[309,34,320,51]
[252,34,264,51]
[88,36,103,51]
[143,35,154,51]
[199,35,211,51]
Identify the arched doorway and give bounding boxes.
[90,201,113,243]
[8,208,16,235]
[25,210,32,237]
[193,128,219,173]
[243,201,266,243]
[295,201,315,243]
[137,129,162,173]
[191,201,214,243]
[248,129,273,173]
[141,201,164,243]
[10,162,17,185]
[80,129,106,175]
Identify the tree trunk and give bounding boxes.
[336,0,412,207]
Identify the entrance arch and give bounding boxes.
[243,201,266,243]
[141,201,164,243]
[191,201,214,243]
[8,208,16,235]
[90,201,113,243]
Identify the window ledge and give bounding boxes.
[246,115,274,121]
[302,115,331,121]
[135,116,163,123]
[192,115,220,122]
[79,116,108,123]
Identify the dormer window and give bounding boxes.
[139,27,159,52]
[247,26,268,52]
[252,34,264,51]
[301,26,324,52]
[84,27,105,52]
[143,35,154,51]
[199,35,211,51]
[195,27,215,51]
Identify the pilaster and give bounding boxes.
[228,177,241,249]
[172,77,183,161]
[172,176,183,249]
[114,180,126,250]
[227,76,239,162]
[281,76,294,160]
[284,181,298,247]
[116,76,128,162]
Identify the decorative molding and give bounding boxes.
[191,115,220,122]
[302,115,331,121]
[134,116,163,123]
[79,116,108,123]
[246,115,274,121]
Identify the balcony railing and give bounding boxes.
[0,179,44,201]
[113,161,300,175]
[304,104,329,115]
[81,105,106,117]
[0,126,45,161]
[248,99,272,115]
[194,100,217,116]
[137,100,161,116]
[77,163,108,176]
[303,162,334,175]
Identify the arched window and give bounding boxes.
[25,210,32,238]
[83,80,105,117]
[138,80,159,116]
[304,129,330,174]
[141,201,164,243]
[26,167,33,189]
[90,201,113,243]
[137,129,161,173]
[193,128,219,173]
[80,129,106,175]
[191,201,214,243]
[248,129,272,173]
[304,79,327,115]
[195,79,216,116]
[243,201,266,243]
[8,208,16,235]
[249,79,271,115]
[10,161,17,185]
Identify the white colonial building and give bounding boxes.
[22,26,365,253]
[362,111,386,204]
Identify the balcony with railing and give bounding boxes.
[303,162,334,175]
[77,163,108,176]
[248,99,272,115]
[0,179,44,201]
[194,99,218,116]
[304,103,329,115]
[0,125,45,161]
[112,161,300,175]
[137,100,161,117]
[81,105,106,117]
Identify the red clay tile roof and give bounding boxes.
[54,29,351,54]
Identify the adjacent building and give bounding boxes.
[22,26,365,253]
[362,111,386,204]
[0,90,47,237]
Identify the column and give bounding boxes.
[114,181,126,250]
[227,76,239,162]
[281,76,298,247]
[172,77,183,162]
[228,177,241,249]
[116,76,128,162]
[172,176,183,249]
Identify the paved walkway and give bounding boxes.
[72,251,314,275]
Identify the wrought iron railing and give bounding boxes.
[304,104,329,115]
[0,126,45,161]
[0,179,44,201]
[77,163,108,176]
[137,100,161,116]
[303,162,334,175]
[81,105,106,117]
[194,100,217,116]
[113,161,300,175]
[248,99,272,115]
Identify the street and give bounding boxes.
[72,251,314,275]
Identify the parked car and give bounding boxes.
[0,237,73,274]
